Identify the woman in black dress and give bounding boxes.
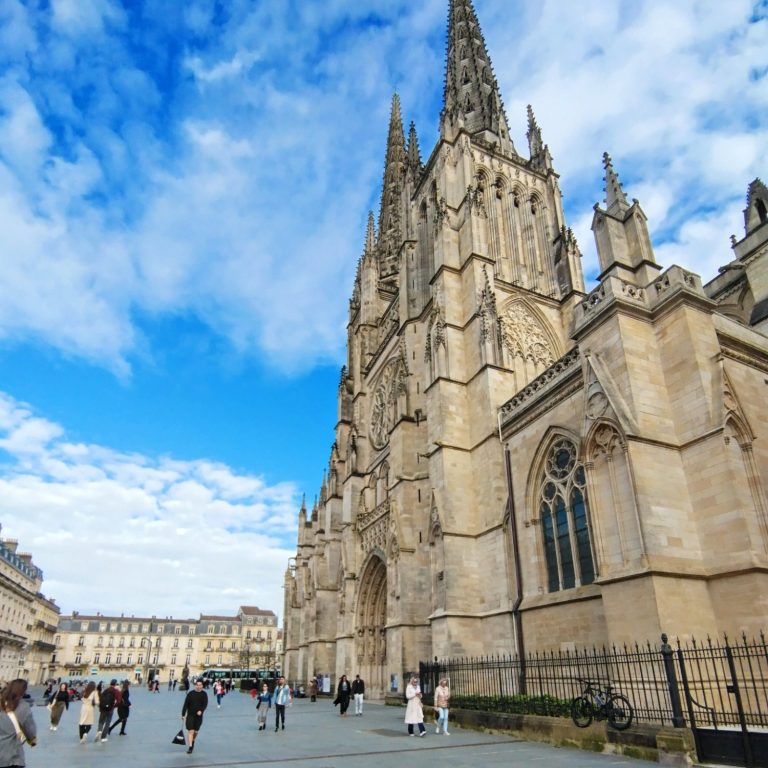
[109,681,131,735]
[336,675,351,717]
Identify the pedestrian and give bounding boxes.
[172,679,178,691]
[352,674,365,716]
[272,677,292,732]
[255,683,271,731]
[109,681,131,736]
[96,679,120,742]
[434,678,451,735]
[214,680,224,708]
[335,675,351,717]
[168,679,173,691]
[181,678,208,754]
[77,681,98,742]
[48,682,69,731]
[43,683,53,703]
[1,679,37,767]
[404,676,426,737]
[309,678,317,703]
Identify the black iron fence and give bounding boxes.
[419,632,768,730]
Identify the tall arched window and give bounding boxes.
[539,438,595,592]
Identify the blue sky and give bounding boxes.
[0,0,766,620]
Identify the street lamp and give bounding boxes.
[140,636,153,687]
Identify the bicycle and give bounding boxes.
[570,678,634,730]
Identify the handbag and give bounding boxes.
[172,728,186,746]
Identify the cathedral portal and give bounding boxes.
[354,555,387,698]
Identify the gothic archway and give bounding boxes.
[355,554,387,698]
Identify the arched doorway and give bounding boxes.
[355,555,387,698]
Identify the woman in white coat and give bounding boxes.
[404,676,426,736]
[78,682,98,742]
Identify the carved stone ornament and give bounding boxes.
[592,425,621,456]
[501,302,555,366]
[370,358,406,450]
[586,392,609,421]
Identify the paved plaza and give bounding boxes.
[21,686,660,768]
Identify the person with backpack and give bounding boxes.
[96,680,120,742]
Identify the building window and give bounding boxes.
[207,626,214,634]
[94,653,100,663]
[246,630,251,640]
[80,622,89,631]
[171,654,177,665]
[118,637,125,647]
[129,638,135,647]
[105,653,111,664]
[175,626,181,635]
[267,631,272,640]
[217,655,222,665]
[204,655,210,665]
[138,654,144,664]
[116,653,122,664]
[97,636,104,647]
[231,641,236,650]
[539,438,595,592]
[218,640,224,650]
[186,654,191,664]
[75,653,82,664]
[187,639,193,649]
[108,637,114,647]
[77,636,85,646]
[173,638,179,648]
[127,654,132,665]
[188,627,195,635]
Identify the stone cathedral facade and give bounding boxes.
[283,0,768,698]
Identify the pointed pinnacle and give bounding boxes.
[407,121,422,170]
[300,494,307,515]
[603,152,629,213]
[365,211,375,255]
[527,104,538,133]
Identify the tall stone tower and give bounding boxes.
[283,0,588,696]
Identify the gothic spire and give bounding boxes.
[378,93,406,241]
[364,211,375,257]
[602,152,630,215]
[527,105,543,157]
[441,0,513,151]
[299,493,307,520]
[406,121,422,173]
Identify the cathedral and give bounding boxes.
[282,0,768,698]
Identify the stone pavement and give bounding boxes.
[22,686,660,768]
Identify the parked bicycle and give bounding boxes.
[570,678,634,730]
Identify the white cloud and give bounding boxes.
[0,392,298,617]
[0,0,764,371]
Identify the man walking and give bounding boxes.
[352,674,365,716]
[97,679,120,742]
[181,679,208,754]
[273,677,292,732]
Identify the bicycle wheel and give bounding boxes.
[571,696,593,728]
[607,694,633,730]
